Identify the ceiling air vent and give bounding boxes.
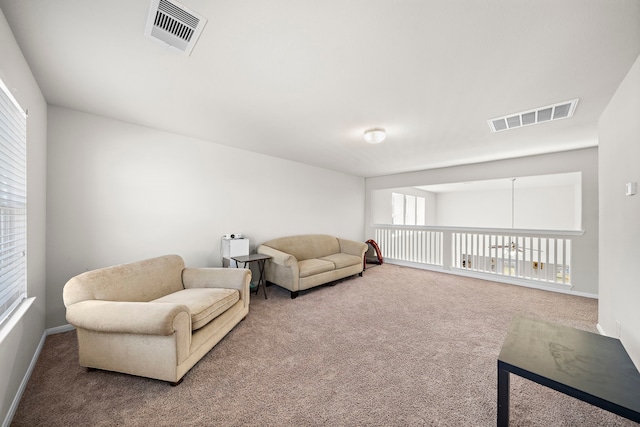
[144,0,207,56]
[488,99,579,133]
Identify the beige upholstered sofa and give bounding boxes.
[257,234,368,299]
[63,254,251,385]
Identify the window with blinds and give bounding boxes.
[391,192,426,226]
[0,78,27,327]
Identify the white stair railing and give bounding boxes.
[374,227,443,266]
[373,225,573,286]
[452,231,571,285]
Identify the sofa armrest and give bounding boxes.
[257,245,300,292]
[338,238,368,258]
[257,245,297,267]
[66,300,191,335]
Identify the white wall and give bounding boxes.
[515,186,577,230]
[365,148,599,295]
[598,53,640,368]
[436,189,511,228]
[0,9,48,426]
[370,189,394,224]
[435,185,578,229]
[46,106,365,328]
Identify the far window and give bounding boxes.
[392,193,425,225]
[416,197,426,226]
[0,77,27,326]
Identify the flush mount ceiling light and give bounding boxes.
[364,128,386,144]
[488,99,579,133]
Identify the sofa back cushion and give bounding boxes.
[63,255,186,306]
[262,234,340,261]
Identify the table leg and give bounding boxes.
[497,363,510,427]
[258,260,267,299]
[242,262,256,296]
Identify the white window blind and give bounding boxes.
[0,78,27,327]
[392,192,404,225]
[405,195,416,225]
[391,192,426,226]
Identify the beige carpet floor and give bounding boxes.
[11,264,638,426]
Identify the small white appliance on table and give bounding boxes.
[221,235,249,268]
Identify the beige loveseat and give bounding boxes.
[257,234,367,299]
[63,254,251,385]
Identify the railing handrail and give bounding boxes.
[371,224,584,238]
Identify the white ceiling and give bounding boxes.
[2,0,639,178]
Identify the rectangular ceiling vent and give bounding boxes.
[488,99,579,133]
[144,0,207,56]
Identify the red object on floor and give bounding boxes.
[365,239,383,265]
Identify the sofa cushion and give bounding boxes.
[152,288,239,331]
[319,253,362,269]
[298,258,335,278]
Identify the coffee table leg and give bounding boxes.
[497,363,510,426]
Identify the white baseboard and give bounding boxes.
[2,330,46,427]
[596,323,607,336]
[2,323,75,427]
[47,323,75,335]
[384,259,599,299]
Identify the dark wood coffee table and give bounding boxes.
[497,316,640,426]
